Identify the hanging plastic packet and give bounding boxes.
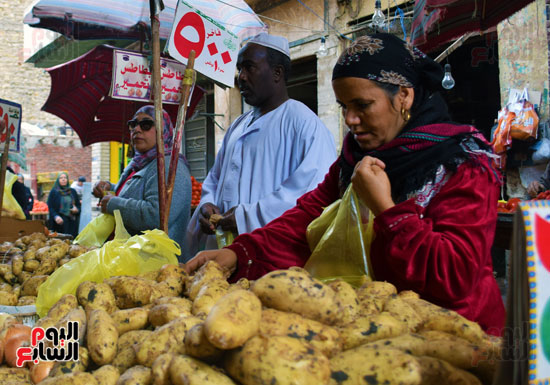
[305,184,374,287]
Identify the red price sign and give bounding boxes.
[173,12,206,59]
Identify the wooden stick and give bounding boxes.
[150,12,167,232]
[164,51,196,231]
[0,121,10,221]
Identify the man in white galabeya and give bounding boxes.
[185,32,336,259]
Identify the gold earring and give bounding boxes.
[401,107,411,122]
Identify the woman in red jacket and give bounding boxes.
[185,33,505,334]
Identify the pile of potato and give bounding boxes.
[3,261,501,385]
[0,233,89,306]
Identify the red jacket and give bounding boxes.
[227,158,506,335]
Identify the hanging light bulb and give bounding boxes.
[372,0,385,30]
[441,64,455,90]
[317,37,328,57]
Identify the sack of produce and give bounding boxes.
[305,184,374,286]
[74,212,116,247]
[35,210,179,317]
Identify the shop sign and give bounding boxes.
[111,49,189,104]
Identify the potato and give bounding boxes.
[40,372,98,385]
[338,312,408,350]
[140,270,160,281]
[251,268,342,325]
[148,304,190,327]
[23,249,37,262]
[87,309,118,365]
[0,264,18,284]
[170,355,236,385]
[405,297,484,343]
[329,346,422,385]
[225,335,330,385]
[56,307,87,345]
[47,294,78,323]
[116,365,151,385]
[136,316,201,367]
[184,324,223,363]
[107,276,157,309]
[50,346,89,376]
[0,290,18,305]
[384,294,422,331]
[16,296,36,306]
[21,274,48,296]
[154,279,183,297]
[417,355,482,385]
[58,257,71,266]
[156,264,187,284]
[117,330,152,351]
[0,367,31,383]
[93,365,120,385]
[399,290,420,300]
[111,307,149,334]
[68,244,88,258]
[34,315,57,330]
[260,308,342,357]
[186,261,227,300]
[151,353,175,385]
[23,259,40,272]
[0,282,12,292]
[34,257,57,276]
[327,280,360,325]
[17,271,32,284]
[36,242,69,261]
[204,289,261,349]
[11,254,24,276]
[228,277,250,291]
[191,279,229,318]
[76,281,117,314]
[152,296,192,311]
[357,280,397,297]
[112,347,137,375]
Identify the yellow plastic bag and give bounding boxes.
[1,171,25,220]
[74,213,115,247]
[36,210,180,317]
[304,184,374,287]
[215,228,234,249]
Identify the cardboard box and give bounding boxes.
[0,217,46,243]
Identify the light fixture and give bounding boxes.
[372,0,385,30]
[441,64,455,90]
[317,37,328,57]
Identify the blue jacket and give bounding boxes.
[107,155,191,254]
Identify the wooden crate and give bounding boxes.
[0,217,46,243]
[0,305,38,327]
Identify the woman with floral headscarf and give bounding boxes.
[185,33,505,334]
[47,171,80,236]
[92,106,192,252]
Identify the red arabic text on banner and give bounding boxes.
[110,49,191,104]
[0,99,21,153]
[168,0,240,88]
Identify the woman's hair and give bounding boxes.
[373,80,428,118]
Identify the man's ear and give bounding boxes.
[272,64,284,83]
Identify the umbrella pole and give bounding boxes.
[164,51,196,231]
[0,121,10,220]
[150,7,167,232]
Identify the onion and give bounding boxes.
[30,361,55,384]
[3,324,31,367]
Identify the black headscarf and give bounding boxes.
[333,33,494,201]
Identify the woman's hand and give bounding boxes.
[351,156,395,216]
[92,181,111,199]
[184,249,237,275]
[99,195,113,213]
[70,205,79,214]
[54,215,64,225]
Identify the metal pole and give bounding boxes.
[164,51,196,230]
